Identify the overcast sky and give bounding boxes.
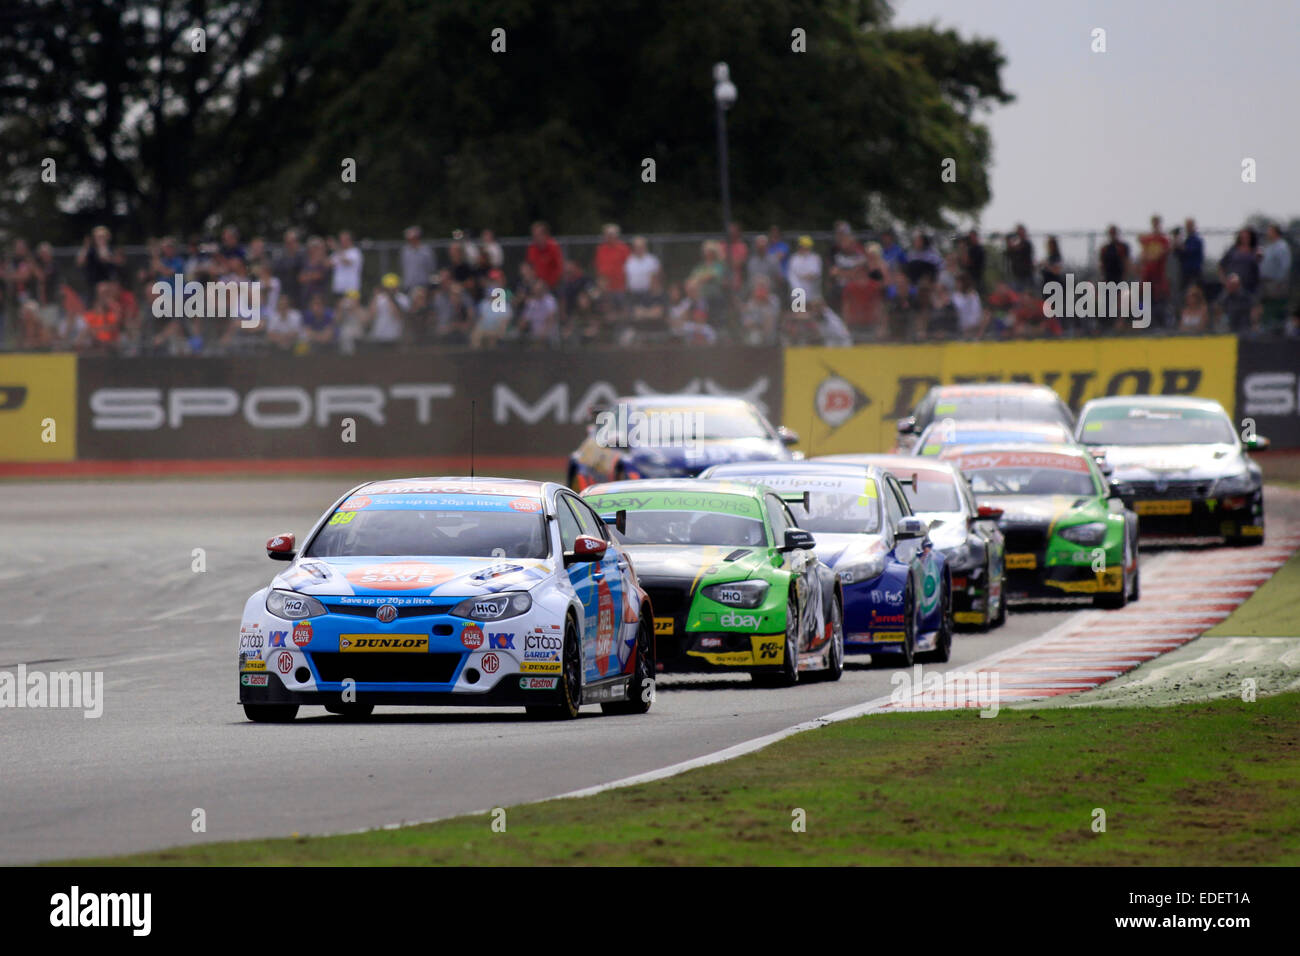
[897,0,1300,237]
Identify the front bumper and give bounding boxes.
[1122,490,1263,539]
[238,600,568,705]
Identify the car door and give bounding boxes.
[554,493,597,676]
[765,493,816,647]
[559,493,622,682]
[567,494,626,679]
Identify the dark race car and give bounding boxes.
[568,395,797,488]
[581,479,841,684]
[1075,396,1268,546]
[701,460,953,663]
[815,454,1007,631]
[895,383,1076,453]
[942,443,1141,608]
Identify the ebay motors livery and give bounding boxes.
[701,461,954,664]
[815,454,1007,632]
[568,395,796,488]
[1075,396,1268,546]
[238,478,654,721]
[896,383,1076,453]
[943,444,1140,608]
[581,479,842,684]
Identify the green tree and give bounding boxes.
[0,0,1013,242]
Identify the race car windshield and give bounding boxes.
[964,467,1097,497]
[928,397,1063,424]
[899,473,962,512]
[626,407,769,443]
[306,509,549,559]
[614,510,767,546]
[1079,410,1236,445]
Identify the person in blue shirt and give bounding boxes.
[1176,217,1204,292]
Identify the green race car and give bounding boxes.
[581,479,843,685]
[939,443,1141,608]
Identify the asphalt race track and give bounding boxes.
[0,479,1281,863]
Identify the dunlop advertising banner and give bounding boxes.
[0,354,77,462]
[783,335,1239,455]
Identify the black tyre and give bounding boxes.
[992,572,1007,628]
[753,594,800,687]
[820,592,844,682]
[1094,545,1129,610]
[243,703,299,723]
[527,618,582,719]
[602,615,655,715]
[874,580,916,668]
[325,702,374,720]
[920,574,953,663]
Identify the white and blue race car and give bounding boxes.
[238,478,655,721]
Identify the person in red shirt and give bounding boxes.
[840,263,882,339]
[594,223,630,293]
[1137,214,1172,327]
[725,221,749,292]
[527,221,563,289]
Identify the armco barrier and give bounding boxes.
[783,335,1240,455]
[73,348,783,462]
[1237,339,1300,448]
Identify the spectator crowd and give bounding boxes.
[3,214,1297,354]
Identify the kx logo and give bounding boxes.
[488,632,515,649]
[268,631,288,647]
[759,641,780,660]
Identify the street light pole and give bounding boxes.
[713,62,737,333]
[713,62,737,239]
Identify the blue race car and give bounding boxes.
[912,419,1075,457]
[568,395,798,489]
[239,478,655,721]
[700,461,953,664]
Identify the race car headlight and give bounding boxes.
[837,554,889,585]
[1057,522,1107,546]
[450,591,532,621]
[702,580,769,608]
[265,589,327,620]
[1214,472,1256,496]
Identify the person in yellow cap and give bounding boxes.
[788,235,823,302]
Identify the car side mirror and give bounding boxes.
[975,504,1003,522]
[897,416,917,435]
[780,528,816,551]
[1108,480,1124,500]
[1244,435,1270,451]
[267,532,296,561]
[895,516,929,540]
[565,534,607,565]
[599,511,628,534]
[777,425,800,447]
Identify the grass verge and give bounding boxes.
[72,692,1300,866]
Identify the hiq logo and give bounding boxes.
[268,630,288,648]
[488,632,515,649]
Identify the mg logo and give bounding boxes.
[375,604,398,623]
